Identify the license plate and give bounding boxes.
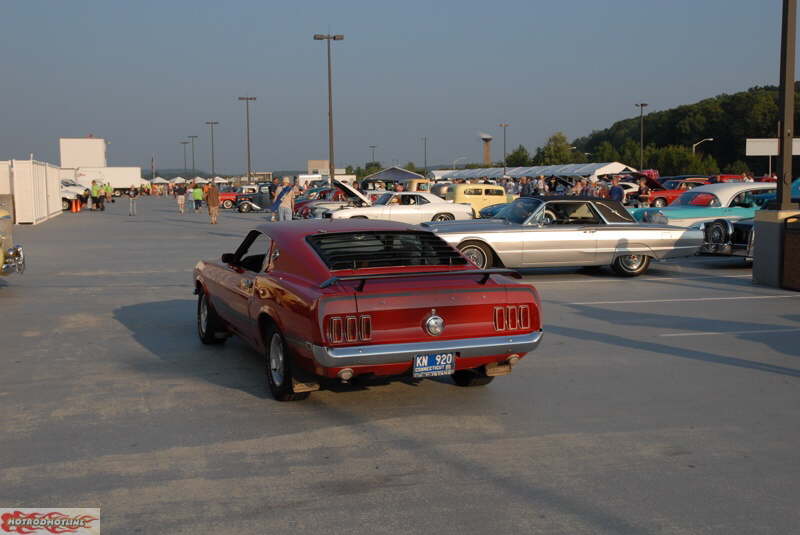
[412,352,456,378]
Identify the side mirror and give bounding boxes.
[221,253,236,264]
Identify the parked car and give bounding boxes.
[303,181,373,219]
[193,220,543,400]
[0,208,25,276]
[430,182,453,199]
[61,180,90,211]
[396,178,432,192]
[425,196,703,276]
[445,184,512,216]
[322,191,473,223]
[640,178,711,208]
[220,185,258,209]
[632,182,776,227]
[479,203,510,219]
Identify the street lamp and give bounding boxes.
[205,121,219,176]
[369,145,377,164]
[188,135,198,176]
[179,141,190,178]
[635,102,648,169]
[498,123,509,175]
[313,33,344,185]
[238,96,256,183]
[692,137,714,155]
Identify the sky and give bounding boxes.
[0,0,790,174]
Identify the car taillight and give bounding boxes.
[493,305,531,331]
[327,314,372,344]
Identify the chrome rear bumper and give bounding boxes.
[310,330,543,368]
[1,245,24,275]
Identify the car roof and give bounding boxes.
[451,183,505,190]
[253,219,422,241]
[690,182,775,195]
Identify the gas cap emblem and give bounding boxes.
[425,309,445,336]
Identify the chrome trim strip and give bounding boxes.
[310,330,543,367]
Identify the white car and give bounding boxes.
[323,191,474,223]
[61,180,89,210]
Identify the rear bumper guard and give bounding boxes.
[310,330,543,368]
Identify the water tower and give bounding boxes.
[479,133,493,166]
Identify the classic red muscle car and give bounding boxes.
[193,220,543,401]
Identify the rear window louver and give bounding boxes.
[307,231,467,271]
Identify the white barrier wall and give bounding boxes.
[10,159,62,224]
[0,161,11,195]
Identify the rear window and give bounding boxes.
[307,231,467,270]
[594,201,635,223]
[485,188,505,196]
[464,188,483,195]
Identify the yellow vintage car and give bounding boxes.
[445,183,515,215]
[0,208,25,275]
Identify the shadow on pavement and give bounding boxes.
[113,299,268,398]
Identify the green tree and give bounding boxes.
[505,145,531,167]
[404,162,418,174]
[723,160,750,174]
[646,145,719,176]
[592,141,620,163]
[534,132,581,165]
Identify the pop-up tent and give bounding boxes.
[171,177,186,184]
[213,176,228,183]
[194,177,208,184]
[151,177,169,184]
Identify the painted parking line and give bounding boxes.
[567,295,800,305]
[527,274,752,285]
[660,328,800,337]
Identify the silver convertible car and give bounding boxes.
[424,196,703,276]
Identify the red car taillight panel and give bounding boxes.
[327,314,372,344]
[494,305,531,331]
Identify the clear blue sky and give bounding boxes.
[0,0,789,173]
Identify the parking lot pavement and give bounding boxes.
[2,197,799,534]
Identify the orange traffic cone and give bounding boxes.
[71,199,77,213]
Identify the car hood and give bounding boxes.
[424,219,517,233]
[333,179,371,206]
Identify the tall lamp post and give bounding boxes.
[205,121,219,176]
[498,123,510,175]
[422,137,428,176]
[179,141,190,178]
[692,137,714,155]
[635,102,648,170]
[313,33,344,186]
[238,96,256,183]
[188,135,198,176]
[369,145,377,165]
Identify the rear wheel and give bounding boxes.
[705,220,730,251]
[222,199,234,209]
[652,197,667,208]
[431,213,454,222]
[458,241,494,269]
[265,325,310,401]
[452,369,495,387]
[611,254,651,276]
[62,198,71,211]
[197,290,227,344]
[238,203,252,213]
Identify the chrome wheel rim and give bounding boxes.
[461,246,487,269]
[654,199,666,207]
[269,333,284,387]
[434,214,453,221]
[709,226,725,244]
[620,255,643,271]
[199,295,208,335]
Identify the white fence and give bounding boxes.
[0,159,62,224]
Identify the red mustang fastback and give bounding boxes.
[193,220,543,401]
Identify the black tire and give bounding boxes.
[611,254,651,277]
[458,241,494,269]
[431,213,454,222]
[113,190,122,197]
[349,216,368,219]
[452,369,495,387]
[264,324,310,401]
[238,203,252,213]
[222,199,234,209]
[543,209,557,224]
[705,220,730,252]
[652,197,667,208]
[62,199,71,211]
[197,289,227,344]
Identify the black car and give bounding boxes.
[236,183,275,213]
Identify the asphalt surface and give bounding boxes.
[2,197,799,534]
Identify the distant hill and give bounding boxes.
[574,84,800,174]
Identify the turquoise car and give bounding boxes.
[753,178,800,204]
[631,182,776,227]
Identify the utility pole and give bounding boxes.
[188,135,198,176]
[205,121,219,176]
[422,137,428,176]
[635,102,648,170]
[369,145,377,165]
[180,141,190,178]
[314,33,344,185]
[498,123,509,175]
[238,97,256,182]
[777,0,796,210]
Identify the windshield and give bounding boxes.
[374,193,393,205]
[493,197,544,224]
[61,180,81,187]
[673,191,720,207]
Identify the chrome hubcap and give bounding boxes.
[269,334,284,387]
[461,246,487,269]
[199,295,208,335]
[709,227,724,243]
[620,255,643,270]
[435,214,452,221]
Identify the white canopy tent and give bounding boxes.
[213,176,228,183]
[170,177,186,184]
[151,177,169,184]
[194,177,208,184]
[439,162,637,180]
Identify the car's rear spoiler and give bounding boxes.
[320,268,521,291]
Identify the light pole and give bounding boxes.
[188,135,198,176]
[692,137,714,155]
[369,145,377,165]
[635,102,648,170]
[498,123,509,175]
[422,137,428,176]
[179,141,190,178]
[313,33,344,185]
[238,96,256,182]
[205,121,219,176]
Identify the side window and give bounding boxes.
[260,186,271,193]
[485,188,504,196]
[235,231,272,272]
[464,188,483,196]
[543,202,602,225]
[729,191,755,208]
[415,195,430,205]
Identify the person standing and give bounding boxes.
[126,184,139,216]
[191,183,203,213]
[608,176,625,202]
[175,182,186,214]
[275,176,297,221]
[634,177,650,207]
[205,181,221,224]
[90,181,99,211]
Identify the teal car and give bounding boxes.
[753,178,800,204]
[631,182,776,227]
